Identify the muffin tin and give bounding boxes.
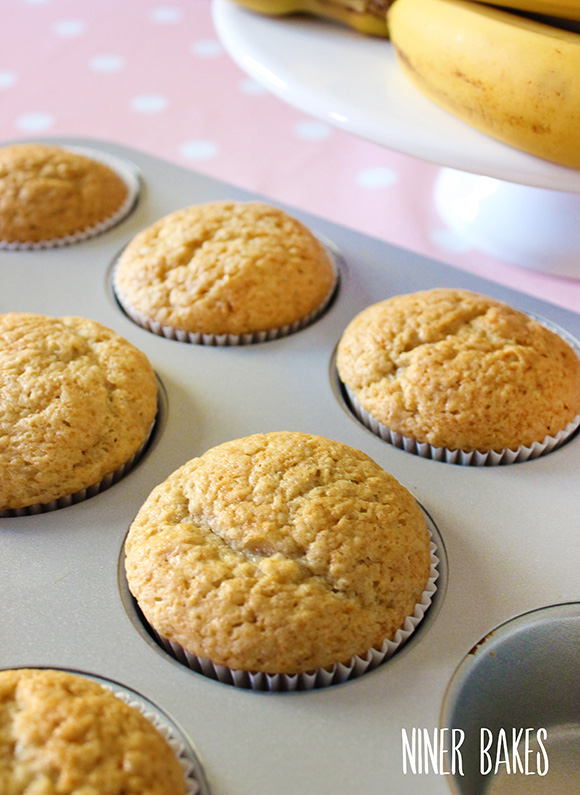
[441,602,580,794]
[1,137,579,795]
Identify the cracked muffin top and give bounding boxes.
[0,313,158,511]
[336,288,580,452]
[0,143,129,244]
[0,668,187,795]
[124,431,431,674]
[113,200,336,336]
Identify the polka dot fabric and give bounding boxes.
[0,0,578,310]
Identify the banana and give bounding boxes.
[388,0,580,168]
[472,0,580,23]
[228,0,391,37]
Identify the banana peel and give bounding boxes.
[227,0,391,37]
[388,0,580,169]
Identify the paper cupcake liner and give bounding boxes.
[0,419,155,518]
[149,529,439,692]
[341,315,580,466]
[112,237,341,346]
[344,386,580,466]
[0,145,141,250]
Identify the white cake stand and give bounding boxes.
[213,0,580,279]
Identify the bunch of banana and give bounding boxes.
[228,0,390,37]
[387,0,580,169]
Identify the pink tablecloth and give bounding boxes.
[1,0,579,313]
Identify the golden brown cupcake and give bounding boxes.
[0,313,158,513]
[113,200,337,343]
[0,143,132,246]
[0,668,187,795]
[336,288,580,455]
[124,431,432,679]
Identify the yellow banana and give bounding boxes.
[388,0,580,168]
[473,0,580,23]
[227,0,391,37]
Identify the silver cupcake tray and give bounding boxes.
[2,137,579,795]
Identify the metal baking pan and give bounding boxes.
[1,137,579,795]
[442,602,580,794]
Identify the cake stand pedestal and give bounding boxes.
[433,169,580,279]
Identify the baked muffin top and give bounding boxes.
[113,200,336,336]
[0,668,186,795]
[336,288,580,452]
[124,431,431,674]
[0,143,129,244]
[0,313,158,511]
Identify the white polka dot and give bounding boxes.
[149,6,183,24]
[16,112,55,133]
[53,19,87,37]
[0,71,17,89]
[179,140,219,161]
[293,120,332,141]
[130,95,168,114]
[89,54,124,73]
[430,228,473,253]
[190,39,223,58]
[356,167,398,189]
[239,78,267,95]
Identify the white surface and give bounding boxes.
[2,138,580,795]
[213,0,580,193]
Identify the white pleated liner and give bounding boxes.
[152,538,439,692]
[345,387,580,466]
[95,680,203,795]
[0,145,141,250]
[0,419,155,518]
[342,315,580,466]
[112,240,341,346]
